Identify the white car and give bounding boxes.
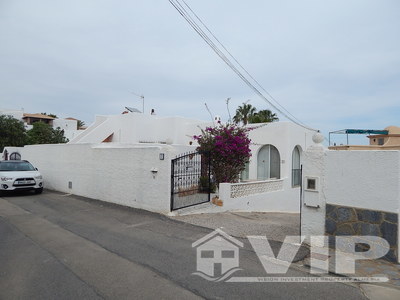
[0,160,44,195]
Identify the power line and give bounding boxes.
[180,0,307,128]
[168,0,318,132]
[171,0,309,128]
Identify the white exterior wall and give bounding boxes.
[53,119,78,131]
[219,179,301,213]
[214,123,314,213]
[7,143,194,214]
[68,114,315,180]
[220,122,314,213]
[53,119,82,141]
[301,145,400,260]
[63,129,85,141]
[2,112,316,215]
[325,151,400,212]
[301,144,328,241]
[69,113,209,146]
[247,122,313,181]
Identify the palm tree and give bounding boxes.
[233,103,256,125]
[77,120,85,129]
[249,109,279,124]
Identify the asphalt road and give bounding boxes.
[0,190,367,299]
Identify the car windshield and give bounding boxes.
[0,161,36,171]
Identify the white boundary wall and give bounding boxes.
[6,143,194,214]
[325,151,400,211]
[301,144,400,261]
[219,178,300,213]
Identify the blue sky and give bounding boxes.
[0,0,399,145]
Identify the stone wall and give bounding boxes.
[325,204,398,262]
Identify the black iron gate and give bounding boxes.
[170,151,212,211]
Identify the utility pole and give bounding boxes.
[131,91,145,113]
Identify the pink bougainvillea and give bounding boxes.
[194,123,251,185]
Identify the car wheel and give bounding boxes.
[34,188,43,194]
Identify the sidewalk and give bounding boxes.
[170,208,400,299]
[171,209,300,241]
[303,249,400,287]
[303,250,400,299]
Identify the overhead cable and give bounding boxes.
[169,0,318,132]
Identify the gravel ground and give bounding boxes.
[171,211,300,241]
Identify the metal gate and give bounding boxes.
[170,151,212,211]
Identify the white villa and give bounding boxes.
[1,110,316,214]
[68,112,314,184]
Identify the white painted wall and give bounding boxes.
[53,118,84,141]
[5,143,195,214]
[69,113,209,146]
[1,112,316,216]
[70,115,315,172]
[324,150,400,262]
[301,142,400,260]
[206,122,315,213]
[63,129,85,141]
[301,143,328,241]
[325,151,400,212]
[219,179,301,213]
[246,122,314,181]
[53,119,77,131]
[216,122,314,213]
[66,116,315,214]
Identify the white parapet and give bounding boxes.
[229,179,284,198]
[219,178,298,213]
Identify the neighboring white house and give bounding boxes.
[0,109,84,141]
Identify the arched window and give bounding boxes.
[257,145,280,180]
[292,146,301,187]
[9,152,21,160]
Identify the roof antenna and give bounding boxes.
[131,91,145,113]
[204,102,215,126]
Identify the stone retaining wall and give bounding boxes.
[325,204,398,262]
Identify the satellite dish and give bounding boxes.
[125,106,142,113]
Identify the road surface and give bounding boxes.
[0,190,367,299]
